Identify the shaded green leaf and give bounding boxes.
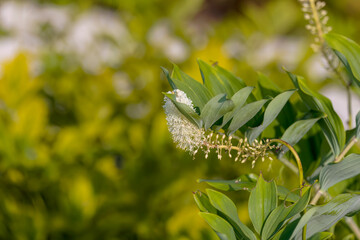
[325,33,360,85]
[201,94,234,130]
[170,64,212,109]
[246,90,296,143]
[213,64,247,93]
[193,191,217,214]
[261,187,311,240]
[221,87,254,128]
[287,71,345,156]
[198,59,238,97]
[292,194,360,239]
[320,154,360,191]
[163,92,203,128]
[356,111,360,138]
[199,212,237,240]
[198,178,300,202]
[308,232,333,240]
[227,99,269,135]
[207,189,257,240]
[280,114,323,153]
[248,175,277,234]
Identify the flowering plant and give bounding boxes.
[163,1,360,239]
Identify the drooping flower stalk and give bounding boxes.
[164,89,276,168]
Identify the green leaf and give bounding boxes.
[206,189,257,240]
[199,212,237,240]
[248,175,277,234]
[193,191,217,214]
[163,92,203,128]
[324,33,360,85]
[246,90,296,143]
[201,94,234,130]
[280,114,323,153]
[221,87,254,128]
[198,176,257,192]
[319,154,360,191]
[261,187,311,240]
[257,72,297,129]
[198,178,300,202]
[227,99,269,135]
[213,64,247,93]
[291,194,360,239]
[170,64,212,109]
[287,72,345,156]
[198,59,239,97]
[308,232,333,240]
[356,111,360,138]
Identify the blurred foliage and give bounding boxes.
[0,0,359,239]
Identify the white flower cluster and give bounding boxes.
[163,89,205,154]
[299,0,332,51]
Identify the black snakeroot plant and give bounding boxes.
[162,0,360,239]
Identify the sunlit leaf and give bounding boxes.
[261,188,311,240]
[246,90,296,143]
[170,64,212,109]
[325,33,360,86]
[320,154,360,191]
[199,212,237,240]
[291,194,360,239]
[221,87,254,128]
[201,94,234,130]
[227,99,269,135]
[248,175,277,234]
[207,189,257,240]
[287,72,345,156]
[280,113,324,153]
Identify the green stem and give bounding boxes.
[335,137,358,163]
[269,139,304,191]
[269,139,306,240]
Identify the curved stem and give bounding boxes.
[269,139,304,191]
[335,137,358,163]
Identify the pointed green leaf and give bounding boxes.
[227,99,269,135]
[201,94,234,130]
[163,92,203,128]
[198,178,299,202]
[320,154,360,191]
[161,67,177,90]
[248,175,278,234]
[287,72,345,156]
[207,189,257,240]
[246,90,296,143]
[308,232,333,240]
[292,194,360,239]
[325,33,360,85]
[280,114,323,153]
[198,175,257,192]
[198,59,236,97]
[221,87,254,128]
[213,64,247,93]
[356,111,360,138]
[199,212,237,240]
[261,187,311,240]
[193,191,217,214]
[171,64,212,109]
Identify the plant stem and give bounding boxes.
[268,139,306,240]
[310,188,324,205]
[309,0,324,43]
[269,139,304,190]
[334,136,358,163]
[345,217,360,240]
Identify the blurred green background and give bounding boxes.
[0,0,360,239]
